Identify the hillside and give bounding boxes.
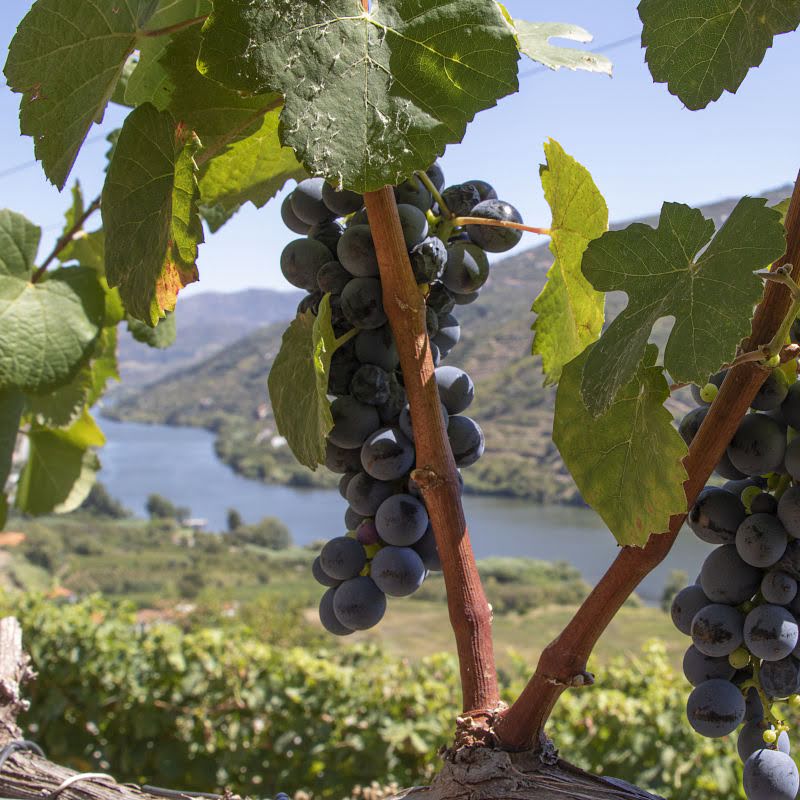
[109,187,792,501]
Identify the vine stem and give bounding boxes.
[451,216,551,236]
[415,170,451,217]
[31,196,101,284]
[141,15,208,38]
[495,170,800,750]
[364,186,500,714]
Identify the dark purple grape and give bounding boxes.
[466,199,523,253]
[291,178,335,225]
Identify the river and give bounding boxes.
[98,418,713,604]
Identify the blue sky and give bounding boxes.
[1,1,799,296]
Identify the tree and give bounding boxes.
[1,3,800,800]
[226,518,291,551]
[226,508,243,532]
[79,482,130,520]
[145,494,190,523]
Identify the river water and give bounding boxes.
[98,418,713,604]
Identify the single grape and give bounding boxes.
[413,525,442,571]
[313,556,342,588]
[345,472,395,517]
[679,406,709,446]
[426,283,456,315]
[320,536,367,581]
[354,326,400,371]
[728,647,751,670]
[691,603,744,657]
[309,220,345,254]
[375,493,429,546]
[394,178,432,212]
[432,312,461,356]
[686,678,746,737]
[317,260,352,295]
[324,441,363,474]
[291,178,334,225]
[319,587,354,636]
[377,374,407,424]
[447,415,485,467]
[744,604,799,661]
[341,277,387,330]
[744,686,765,721]
[760,656,800,698]
[350,364,391,406]
[671,584,711,635]
[426,306,440,338]
[425,162,445,192]
[398,402,449,441]
[321,182,363,216]
[743,749,799,800]
[466,199,523,253]
[281,193,311,234]
[780,381,800,428]
[281,238,334,291]
[441,183,481,216]
[442,242,490,294]
[727,413,787,476]
[409,237,448,283]
[370,546,427,597]
[465,179,498,201]
[361,426,415,481]
[396,204,429,249]
[356,519,380,546]
[738,720,790,762]
[297,290,323,316]
[785,437,800,480]
[688,486,745,545]
[762,570,798,605]
[736,513,788,568]
[691,370,727,405]
[344,506,365,531]
[338,225,379,278]
[333,576,387,630]
[778,485,800,538]
[699,383,718,403]
[700,544,761,605]
[716,449,747,480]
[751,369,790,411]
[455,292,481,307]
[682,645,736,687]
[339,472,357,500]
[751,492,779,515]
[723,477,767,496]
[329,396,381,449]
[328,346,360,396]
[435,366,475,414]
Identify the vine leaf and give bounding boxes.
[198,0,520,192]
[555,344,688,548]
[3,0,160,189]
[268,296,350,470]
[531,140,608,385]
[580,197,786,416]
[639,0,800,110]
[27,370,93,430]
[0,389,24,491]
[59,183,106,275]
[15,411,103,516]
[514,20,613,75]
[199,110,307,231]
[103,103,204,325]
[0,211,105,394]
[128,313,177,349]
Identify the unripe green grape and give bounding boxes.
[763,729,778,744]
[699,382,719,403]
[729,647,751,669]
[789,695,800,709]
[364,543,381,559]
[767,473,782,491]
[741,485,762,510]
[764,354,781,369]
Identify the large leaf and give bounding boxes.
[268,296,352,469]
[3,0,159,189]
[58,183,105,274]
[16,411,103,516]
[514,20,613,75]
[0,211,105,393]
[103,103,203,325]
[26,370,93,429]
[580,198,786,416]
[87,328,121,406]
[0,390,24,489]
[639,0,800,110]
[198,0,520,192]
[128,313,177,349]
[199,110,306,230]
[531,140,608,385]
[555,345,688,547]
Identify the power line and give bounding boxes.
[0,132,108,181]
[519,33,641,80]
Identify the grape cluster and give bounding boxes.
[675,364,800,800]
[279,168,523,636]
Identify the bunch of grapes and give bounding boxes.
[278,166,523,636]
[675,364,800,800]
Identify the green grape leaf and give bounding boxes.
[59,183,106,274]
[0,389,24,490]
[199,110,306,231]
[198,0,520,192]
[514,20,613,75]
[27,371,92,429]
[128,313,177,349]
[0,495,8,530]
[112,54,141,108]
[268,295,351,470]
[555,344,688,547]
[0,210,41,278]
[532,139,608,385]
[16,413,102,516]
[125,0,212,108]
[0,264,105,394]
[580,197,786,416]
[639,0,800,110]
[3,0,159,189]
[87,328,121,406]
[103,103,203,325]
